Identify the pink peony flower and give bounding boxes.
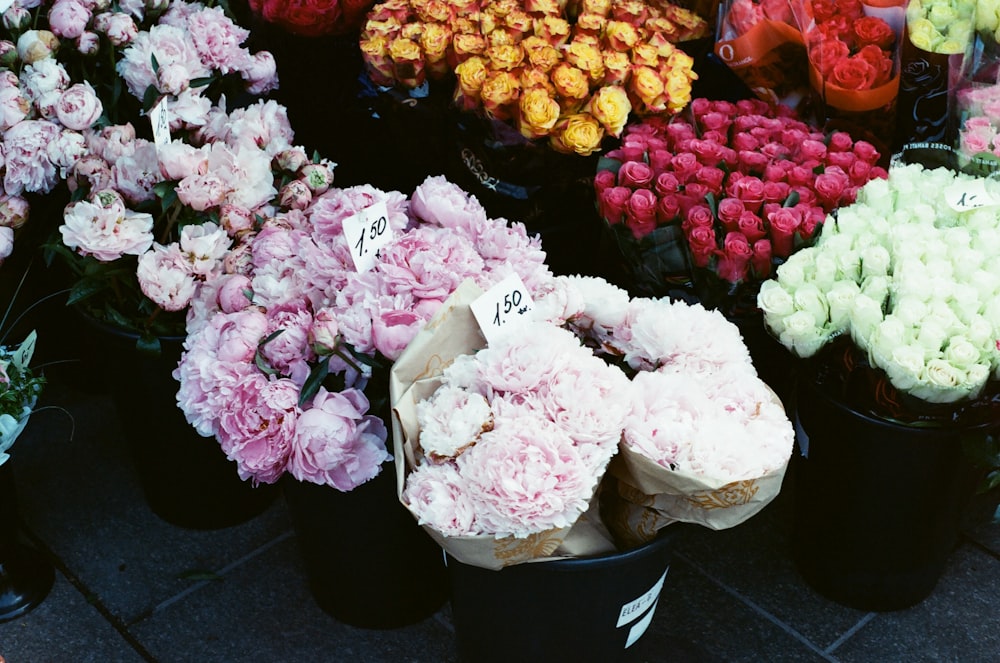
[185,5,251,74]
[217,374,300,485]
[410,174,490,235]
[403,461,480,536]
[137,243,197,311]
[2,119,61,195]
[60,197,154,261]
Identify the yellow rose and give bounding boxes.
[646,17,680,43]
[565,40,605,85]
[389,37,426,88]
[628,65,665,109]
[522,36,562,72]
[505,9,533,36]
[551,62,590,107]
[586,85,631,137]
[454,17,480,35]
[363,18,402,39]
[480,70,521,120]
[632,42,660,68]
[454,55,489,98]
[550,112,605,156]
[520,66,556,95]
[415,0,451,23]
[575,12,607,37]
[926,4,958,31]
[487,28,516,48]
[360,36,395,85]
[518,87,561,139]
[662,66,694,114]
[421,23,452,78]
[578,0,612,18]
[400,22,424,42]
[535,15,571,46]
[605,20,640,52]
[452,32,487,64]
[907,21,937,52]
[486,42,525,71]
[523,0,560,16]
[974,0,999,32]
[603,51,630,85]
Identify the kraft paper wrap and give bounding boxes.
[389,279,618,571]
[604,388,791,547]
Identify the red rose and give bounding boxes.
[619,161,655,189]
[830,55,878,91]
[828,131,854,152]
[719,147,739,169]
[738,211,767,242]
[683,203,715,232]
[251,0,344,36]
[791,186,817,206]
[814,168,850,208]
[649,149,672,173]
[797,204,826,240]
[694,166,725,192]
[683,183,710,206]
[812,38,850,78]
[594,169,616,196]
[762,180,791,204]
[665,122,697,146]
[655,172,680,196]
[797,139,828,162]
[599,186,632,224]
[787,166,815,188]
[727,0,763,34]
[657,194,681,224]
[751,238,773,278]
[853,16,895,49]
[690,98,712,116]
[737,150,769,174]
[763,162,790,183]
[620,143,647,163]
[625,189,658,239]
[779,128,808,149]
[715,232,753,283]
[699,111,732,134]
[855,44,893,86]
[761,142,790,160]
[810,0,840,23]
[766,206,801,257]
[686,225,717,268]
[717,198,745,231]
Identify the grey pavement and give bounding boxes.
[1,363,999,663]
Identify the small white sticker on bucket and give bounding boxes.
[616,569,667,628]
[625,598,658,648]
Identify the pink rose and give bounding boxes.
[715,231,753,283]
[670,152,700,183]
[798,205,825,240]
[732,133,760,152]
[766,206,801,257]
[288,388,390,491]
[751,238,772,278]
[618,160,654,189]
[689,139,726,166]
[599,186,631,224]
[694,166,725,192]
[814,169,849,208]
[737,211,767,242]
[685,224,717,268]
[648,149,672,173]
[853,140,879,163]
[594,169,616,196]
[654,172,680,197]
[798,139,827,162]
[625,188,658,239]
[727,176,765,213]
[717,197,745,231]
[656,195,681,224]
[828,131,854,152]
[762,180,791,204]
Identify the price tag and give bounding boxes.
[0,0,15,13]
[343,201,393,273]
[12,330,36,370]
[944,179,999,212]
[149,98,171,150]
[470,273,535,344]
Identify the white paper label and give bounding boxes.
[343,201,393,273]
[470,273,535,345]
[625,598,658,648]
[149,99,171,150]
[0,0,15,13]
[617,570,667,628]
[944,180,998,212]
[12,330,36,370]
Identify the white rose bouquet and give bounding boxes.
[759,163,1000,406]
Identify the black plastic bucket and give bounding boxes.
[283,467,450,629]
[447,529,674,663]
[792,373,986,611]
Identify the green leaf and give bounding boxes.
[705,191,718,218]
[189,76,214,89]
[783,190,800,208]
[298,356,330,407]
[253,329,285,376]
[67,279,107,305]
[142,84,159,113]
[150,52,160,73]
[596,156,623,176]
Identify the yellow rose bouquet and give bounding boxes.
[360,0,706,157]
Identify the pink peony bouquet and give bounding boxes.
[175,175,551,489]
[594,97,887,314]
[0,0,292,346]
[392,273,795,567]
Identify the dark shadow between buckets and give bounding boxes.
[447,527,675,663]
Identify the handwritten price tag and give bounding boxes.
[0,0,15,13]
[944,179,999,212]
[470,273,535,344]
[149,99,171,151]
[343,201,393,273]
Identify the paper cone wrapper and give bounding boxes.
[389,279,617,570]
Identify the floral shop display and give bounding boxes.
[174,174,550,627]
[356,0,709,276]
[390,273,793,658]
[5,0,314,528]
[594,96,886,397]
[758,162,1000,610]
[0,328,54,623]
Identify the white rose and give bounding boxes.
[827,280,861,330]
[779,311,828,357]
[943,335,982,369]
[793,283,830,326]
[861,245,891,278]
[876,343,925,392]
[834,248,861,283]
[757,280,795,335]
[861,275,889,305]
[891,295,928,327]
[774,248,812,290]
[868,317,909,367]
[910,359,976,404]
[849,294,885,351]
[813,253,839,290]
[915,320,949,354]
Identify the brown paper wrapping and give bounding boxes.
[389,279,618,571]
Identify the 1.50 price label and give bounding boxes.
[343,201,393,272]
[470,273,535,344]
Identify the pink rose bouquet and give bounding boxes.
[176,174,552,489]
[594,97,887,315]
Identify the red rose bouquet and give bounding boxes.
[713,0,810,106]
[594,97,888,315]
[246,0,375,36]
[796,0,905,150]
